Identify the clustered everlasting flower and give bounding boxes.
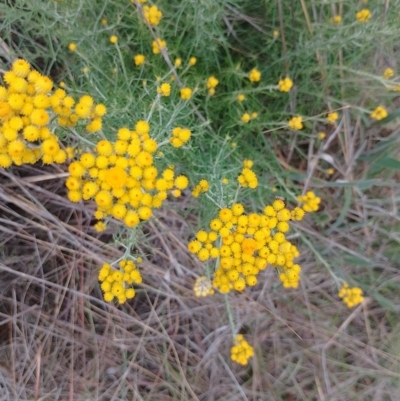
[188,163,321,294]
[193,276,214,297]
[248,68,261,83]
[0,59,104,168]
[288,116,303,131]
[192,179,209,197]
[383,68,394,79]
[332,15,342,24]
[134,54,146,66]
[152,38,166,54]
[66,121,189,227]
[238,160,258,189]
[278,77,293,92]
[327,112,339,124]
[143,5,162,26]
[230,335,254,365]
[169,126,191,148]
[180,87,192,100]
[338,282,364,308]
[297,191,321,212]
[157,82,171,97]
[356,9,371,23]
[98,259,142,304]
[207,76,219,96]
[241,112,258,123]
[370,105,388,120]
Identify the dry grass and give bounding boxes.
[1,145,400,401]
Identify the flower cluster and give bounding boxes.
[338,282,364,308]
[278,77,293,92]
[240,112,258,123]
[169,126,191,148]
[356,9,371,23]
[288,116,303,130]
[248,68,261,83]
[370,105,388,120]
[157,82,171,97]
[297,191,321,212]
[192,179,209,197]
[0,59,105,168]
[66,121,189,227]
[237,160,258,189]
[180,87,192,100]
[327,112,339,124]
[143,5,162,26]
[383,68,394,79]
[98,259,142,304]
[152,38,166,54]
[207,76,219,96]
[230,335,254,366]
[188,192,320,294]
[134,54,146,66]
[193,276,214,297]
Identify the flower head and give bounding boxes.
[327,112,339,123]
[248,68,261,83]
[157,83,171,97]
[288,116,303,130]
[180,87,192,100]
[278,77,293,92]
[338,282,364,307]
[370,105,388,120]
[356,9,371,22]
[134,54,145,66]
[231,335,254,366]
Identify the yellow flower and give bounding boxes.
[338,282,364,308]
[248,68,261,83]
[383,68,394,79]
[332,15,342,24]
[327,112,339,123]
[230,335,254,366]
[94,221,107,232]
[278,77,293,92]
[189,57,197,66]
[68,43,77,52]
[237,93,245,102]
[143,5,162,26]
[12,59,31,77]
[41,138,60,156]
[241,113,251,123]
[370,105,388,120]
[180,87,192,100]
[110,35,118,44]
[356,9,371,22]
[317,132,326,139]
[157,83,171,97]
[207,76,219,89]
[288,116,303,130]
[193,276,214,297]
[174,175,189,189]
[152,38,166,54]
[273,29,279,38]
[174,58,182,67]
[134,54,145,66]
